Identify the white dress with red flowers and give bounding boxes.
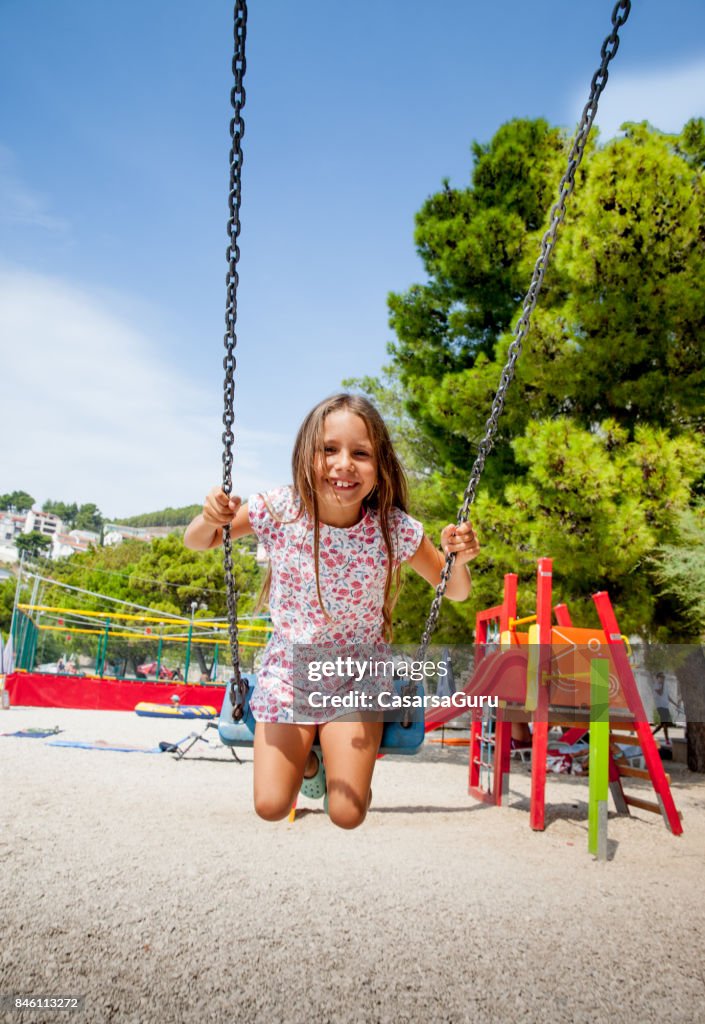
[247,485,424,723]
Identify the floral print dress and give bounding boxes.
[247,486,424,723]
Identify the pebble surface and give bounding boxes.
[2,707,704,1024]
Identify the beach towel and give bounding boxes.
[47,739,163,754]
[2,727,62,739]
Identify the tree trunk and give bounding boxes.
[686,722,705,773]
[675,646,705,773]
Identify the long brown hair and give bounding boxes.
[256,393,411,640]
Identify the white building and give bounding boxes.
[103,523,176,545]
[0,512,26,562]
[51,530,99,560]
[0,505,102,562]
[24,509,63,537]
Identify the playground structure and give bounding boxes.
[10,599,270,684]
[4,578,271,711]
[423,558,683,836]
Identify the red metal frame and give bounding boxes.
[469,574,516,804]
[529,558,553,830]
[553,603,572,627]
[592,591,683,836]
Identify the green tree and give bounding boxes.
[677,116,705,169]
[74,504,103,533]
[0,491,35,512]
[43,501,79,527]
[385,120,705,482]
[471,420,704,632]
[126,535,263,677]
[16,532,52,560]
[651,504,705,771]
[127,534,260,619]
[0,575,17,638]
[44,535,261,618]
[652,504,705,638]
[540,121,705,433]
[385,119,573,482]
[38,539,167,676]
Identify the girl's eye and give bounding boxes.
[322,446,371,457]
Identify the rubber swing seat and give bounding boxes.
[217,674,425,756]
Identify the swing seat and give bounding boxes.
[218,675,425,755]
[217,673,258,747]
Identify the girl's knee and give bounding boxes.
[326,793,370,831]
[254,791,294,822]
[328,809,367,830]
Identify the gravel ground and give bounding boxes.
[1,706,704,1024]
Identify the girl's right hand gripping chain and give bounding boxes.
[203,486,242,528]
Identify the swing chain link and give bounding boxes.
[407,0,632,703]
[222,1,248,719]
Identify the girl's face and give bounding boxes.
[314,410,378,511]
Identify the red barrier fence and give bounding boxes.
[4,671,226,713]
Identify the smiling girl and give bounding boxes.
[184,393,479,828]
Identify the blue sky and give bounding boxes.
[2,0,704,517]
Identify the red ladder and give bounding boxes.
[592,591,683,836]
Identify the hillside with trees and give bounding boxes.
[110,506,202,528]
[1,495,201,531]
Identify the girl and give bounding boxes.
[184,393,479,829]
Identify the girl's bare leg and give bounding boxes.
[318,718,384,830]
[253,722,317,821]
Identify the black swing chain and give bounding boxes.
[217,0,631,722]
[222,1,248,720]
[408,0,632,692]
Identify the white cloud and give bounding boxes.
[0,269,290,516]
[571,56,705,141]
[0,146,70,233]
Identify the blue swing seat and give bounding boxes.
[218,674,425,755]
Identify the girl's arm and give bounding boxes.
[183,487,254,550]
[407,522,480,602]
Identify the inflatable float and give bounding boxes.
[134,702,217,719]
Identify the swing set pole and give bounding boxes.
[9,550,25,650]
